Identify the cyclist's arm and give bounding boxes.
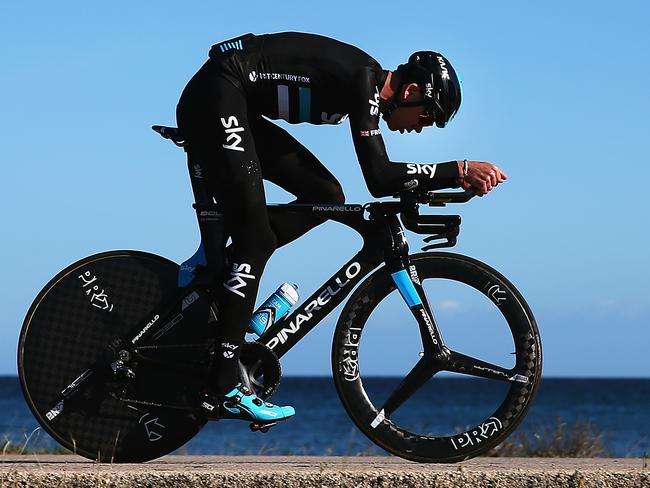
[348,68,460,198]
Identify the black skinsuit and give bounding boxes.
[176,32,459,394]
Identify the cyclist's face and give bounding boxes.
[386,84,430,134]
[387,106,427,133]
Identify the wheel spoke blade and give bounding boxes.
[445,350,528,384]
[380,358,436,418]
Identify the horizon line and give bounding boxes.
[1,375,649,380]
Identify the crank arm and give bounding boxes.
[44,365,100,421]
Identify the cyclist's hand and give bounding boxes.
[458,161,508,196]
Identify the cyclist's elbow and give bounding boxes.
[365,180,387,198]
[370,185,394,199]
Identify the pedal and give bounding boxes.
[249,421,279,433]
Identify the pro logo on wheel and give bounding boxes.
[139,413,166,442]
[331,253,542,463]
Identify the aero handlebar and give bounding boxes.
[419,188,476,206]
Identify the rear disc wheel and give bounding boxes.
[18,251,211,462]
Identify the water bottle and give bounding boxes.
[249,283,299,336]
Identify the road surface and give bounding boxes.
[1,455,648,487]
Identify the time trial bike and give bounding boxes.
[17,125,542,463]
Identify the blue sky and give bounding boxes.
[2,1,649,377]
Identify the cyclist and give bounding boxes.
[176,32,507,425]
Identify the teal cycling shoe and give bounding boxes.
[200,383,295,423]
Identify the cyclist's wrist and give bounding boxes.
[456,160,465,186]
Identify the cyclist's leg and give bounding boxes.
[177,64,280,402]
[251,116,345,248]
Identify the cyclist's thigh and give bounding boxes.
[176,65,272,242]
[251,116,344,203]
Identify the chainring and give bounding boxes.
[238,342,282,399]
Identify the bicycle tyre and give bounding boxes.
[332,252,542,463]
[18,250,210,462]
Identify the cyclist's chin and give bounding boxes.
[386,121,400,132]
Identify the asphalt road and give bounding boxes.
[1,455,648,487]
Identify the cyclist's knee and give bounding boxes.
[323,183,345,204]
[299,181,345,204]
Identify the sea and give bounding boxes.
[1,377,648,457]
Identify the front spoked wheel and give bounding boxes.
[332,252,542,463]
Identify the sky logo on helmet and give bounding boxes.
[437,55,450,80]
[425,82,433,99]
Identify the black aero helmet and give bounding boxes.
[393,51,462,128]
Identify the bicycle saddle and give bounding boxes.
[152,125,186,147]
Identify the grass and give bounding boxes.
[1,429,70,456]
[1,418,630,458]
[488,417,612,457]
[1,441,69,455]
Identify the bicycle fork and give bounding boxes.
[373,215,453,419]
[383,215,450,361]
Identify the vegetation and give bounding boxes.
[2,430,70,456]
[488,417,612,457]
[1,440,69,455]
[1,417,619,457]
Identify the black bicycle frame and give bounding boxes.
[51,131,468,411]
[260,204,393,357]
[180,150,459,364]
